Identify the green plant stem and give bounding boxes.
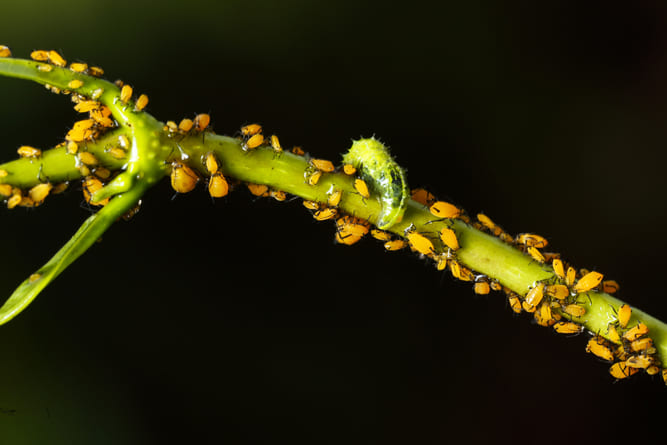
[1,56,665,370]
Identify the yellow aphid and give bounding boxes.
[94,167,111,180]
[607,324,621,343]
[609,361,638,380]
[370,229,392,241]
[178,118,194,132]
[247,183,269,197]
[535,302,554,327]
[335,231,363,246]
[527,246,545,263]
[476,213,502,236]
[522,283,544,313]
[78,152,99,166]
[623,322,649,342]
[516,233,548,248]
[7,191,21,209]
[108,147,126,159]
[474,281,490,295]
[67,79,83,89]
[405,230,435,256]
[91,88,104,99]
[37,64,53,72]
[429,201,461,219]
[508,294,522,314]
[354,178,370,199]
[208,173,229,198]
[0,45,11,57]
[552,259,565,280]
[17,145,41,158]
[553,321,583,335]
[545,284,569,300]
[573,271,604,293]
[44,84,61,94]
[306,170,322,186]
[449,260,462,280]
[563,304,586,318]
[410,188,436,206]
[135,94,149,111]
[30,50,49,61]
[28,183,53,204]
[270,135,282,153]
[48,50,66,67]
[270,190,286,201]
[90,109,114,127]
[0,184,12,196]
[88,66,104,77]
[302,200,320,210]
[194,113,210,132]
[120,84,133,103]
[490,281,502,291]
[164,121,177,132]
[626,355,653,369]
[52,182,68,194]
[565,267,576,286]
[630,337,654,353]
[291,146,305,156]
[435,254,447,271]
[69,62,88,72]
[205,152,219,174]
[82,177,109,206]
[241,123,262,136]
[439,227,459,250]
[586,337,614,362]
[646,365,660,376]
[384,239,408,251]
[602,280,620,294]
[29,273,41,283]
[313,208,337,221]
[0,169,8,178]
[457,265,475,282]
[74,100,100,113]
[311,159,335,172]
[618,304,632,328]
[342,164,356,175]
[170,163,199,194]
[245,134,264,150]
[327,189,342,207]
[662,369,667,385]
[336,216,370,238]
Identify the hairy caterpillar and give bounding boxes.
[342,138,409,229]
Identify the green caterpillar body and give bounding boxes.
[342,138,409,230]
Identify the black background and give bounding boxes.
[1,1,666,444]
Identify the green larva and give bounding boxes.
[342,138,409,230]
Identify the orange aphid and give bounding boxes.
[178,118,194,132]
[573,271,604,293]
[545,284,569,300]
[205,152,219,174]
[28,183,53,204]
[522,283,544,313]
[30,50,49,61]
[410,188,436,206]
[194,113,210,131]
[311,159,335,172]
[327,189,342,207]
[306,170,322,186]
[405,227,435,256]
[208,173,229,198]
[120,84,133,103]
[135,94,149,111]
[313,208,337,221]
[586,337,614,362]
[609,361,638,379]
[384,239,408,251]
[516,233,548,248]
[552,259,565,280]
[244,134,264,150]
[354,178,370,199]
[170,163,199,193]
[247,183,269,197]
[88,66,104,77]
[241,123,262,136]
[553,321,583,335]
[342,164,356,175]
[623,322,649,342]
[439,226,459,250]
[82,177,109,206]
[474,281,490,295]
[69,62,88,72]
[47,50,66,67]
[17,145,41,158]
[563,304,586,318]
[429,201,461,219]
[0,45,11,57]
[616,304,631,329]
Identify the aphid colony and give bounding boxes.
[0,48,154,215]
[2,47,663,385]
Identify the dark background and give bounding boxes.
[1,1,667,444]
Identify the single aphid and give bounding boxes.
[135,94,149,111]
[353,178,370,199]
[429,201,462,219]
[17,145,41,158]
[553,321,583,335]
[170,163,199,193]
[311,159,335,172]
[208,173,229,198]
[573,271,604,293]
[404,225,435,256]
[617,304,631,328]
[194,113,210,131]
[120,84,133,103]
[439,226,460,250]
[586,337,614,362]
